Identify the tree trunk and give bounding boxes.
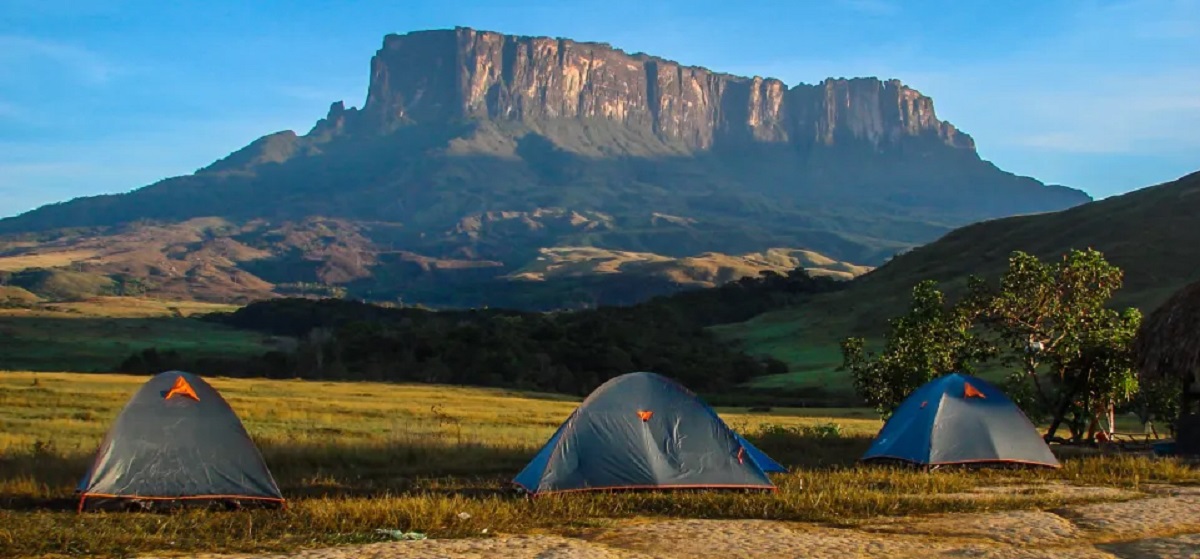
[1025,356,1054,412]
[1044,394,1075,442]
[1044,372,1088,442]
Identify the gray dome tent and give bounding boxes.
[77,371,284,511]
[514,371,783,496]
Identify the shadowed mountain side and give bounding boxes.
[0,122,1084,263]
[0,209,868,308]
[726,170,1200,383]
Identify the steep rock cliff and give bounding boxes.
[0,27,1094,309]
[357,28,972,153]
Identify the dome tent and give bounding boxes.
[514,371,783,496]
[862,372,1059,468]
[77,371,284,511]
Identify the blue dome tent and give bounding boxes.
[862,373,1059,468]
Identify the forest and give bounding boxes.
[117,269,844,397]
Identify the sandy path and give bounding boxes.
[143,485,1200,559]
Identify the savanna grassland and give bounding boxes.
[0,298,281,373]
[3,372,1198,558]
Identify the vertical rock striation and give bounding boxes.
[358,27,973,152]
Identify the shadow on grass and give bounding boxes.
[1,428,873,512]
[0,438,535,511]
[4,431,1198,558]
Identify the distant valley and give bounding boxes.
[0,27,1089,309]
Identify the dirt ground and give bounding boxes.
[148,484,1200,559]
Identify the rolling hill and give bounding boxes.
[724,169,1200,392]
[0,28,1087,309]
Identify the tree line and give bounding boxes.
[118,269,844,396]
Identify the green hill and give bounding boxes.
[722,170,1200,394]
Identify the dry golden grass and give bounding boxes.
[0,300,268,373]
[0,372,884,453]
[1,372,1197,558]
[506,246,871,286]
[0,250,101,271]
[0,297,239,319]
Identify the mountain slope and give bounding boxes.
[0,27,1089,307]
[724,169,1200,390]
[0,217,869,306]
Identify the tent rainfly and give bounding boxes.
[77,371,284,511]
[862,373,1060,469]
[514,371,784,496]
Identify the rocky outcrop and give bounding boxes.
[358,27,973,151]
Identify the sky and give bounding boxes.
[1,0,1198,218]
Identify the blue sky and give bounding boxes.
[1,0,1198,218]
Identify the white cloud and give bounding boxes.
[724,1,1200,196]
[0,35,122,85]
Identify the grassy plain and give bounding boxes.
[0,297,275,372]
[2,372,1197,558]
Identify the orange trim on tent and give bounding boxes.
[637,410,653,422]
[861,454,1060,469]
[525,483,778,498]
[164,376,199,402]
[77,493,286,513]
[963,382,986,399]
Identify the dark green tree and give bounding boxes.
[840,279,992,418]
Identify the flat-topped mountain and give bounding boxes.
[0,27,1089,308]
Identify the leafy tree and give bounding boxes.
[840,280,992,418]
[973,250,1123,408]
[1045,308,1141,441]
[841,249,1164,443]
[971,249,1139,442]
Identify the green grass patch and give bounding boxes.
[714,303,864,395]
[0,297,263,372]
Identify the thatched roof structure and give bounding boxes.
[1135,279,1200,391]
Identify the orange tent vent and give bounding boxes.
[637,410,653,422]
[165,376,199,402]
[963,382,986,399]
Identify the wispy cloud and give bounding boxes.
[736,0,1200,196]
[0,35,122,85]
[834,0,900,16]
[1015,133,1130,154]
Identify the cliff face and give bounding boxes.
[360,27,973,151]
[0,27,1095,310]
